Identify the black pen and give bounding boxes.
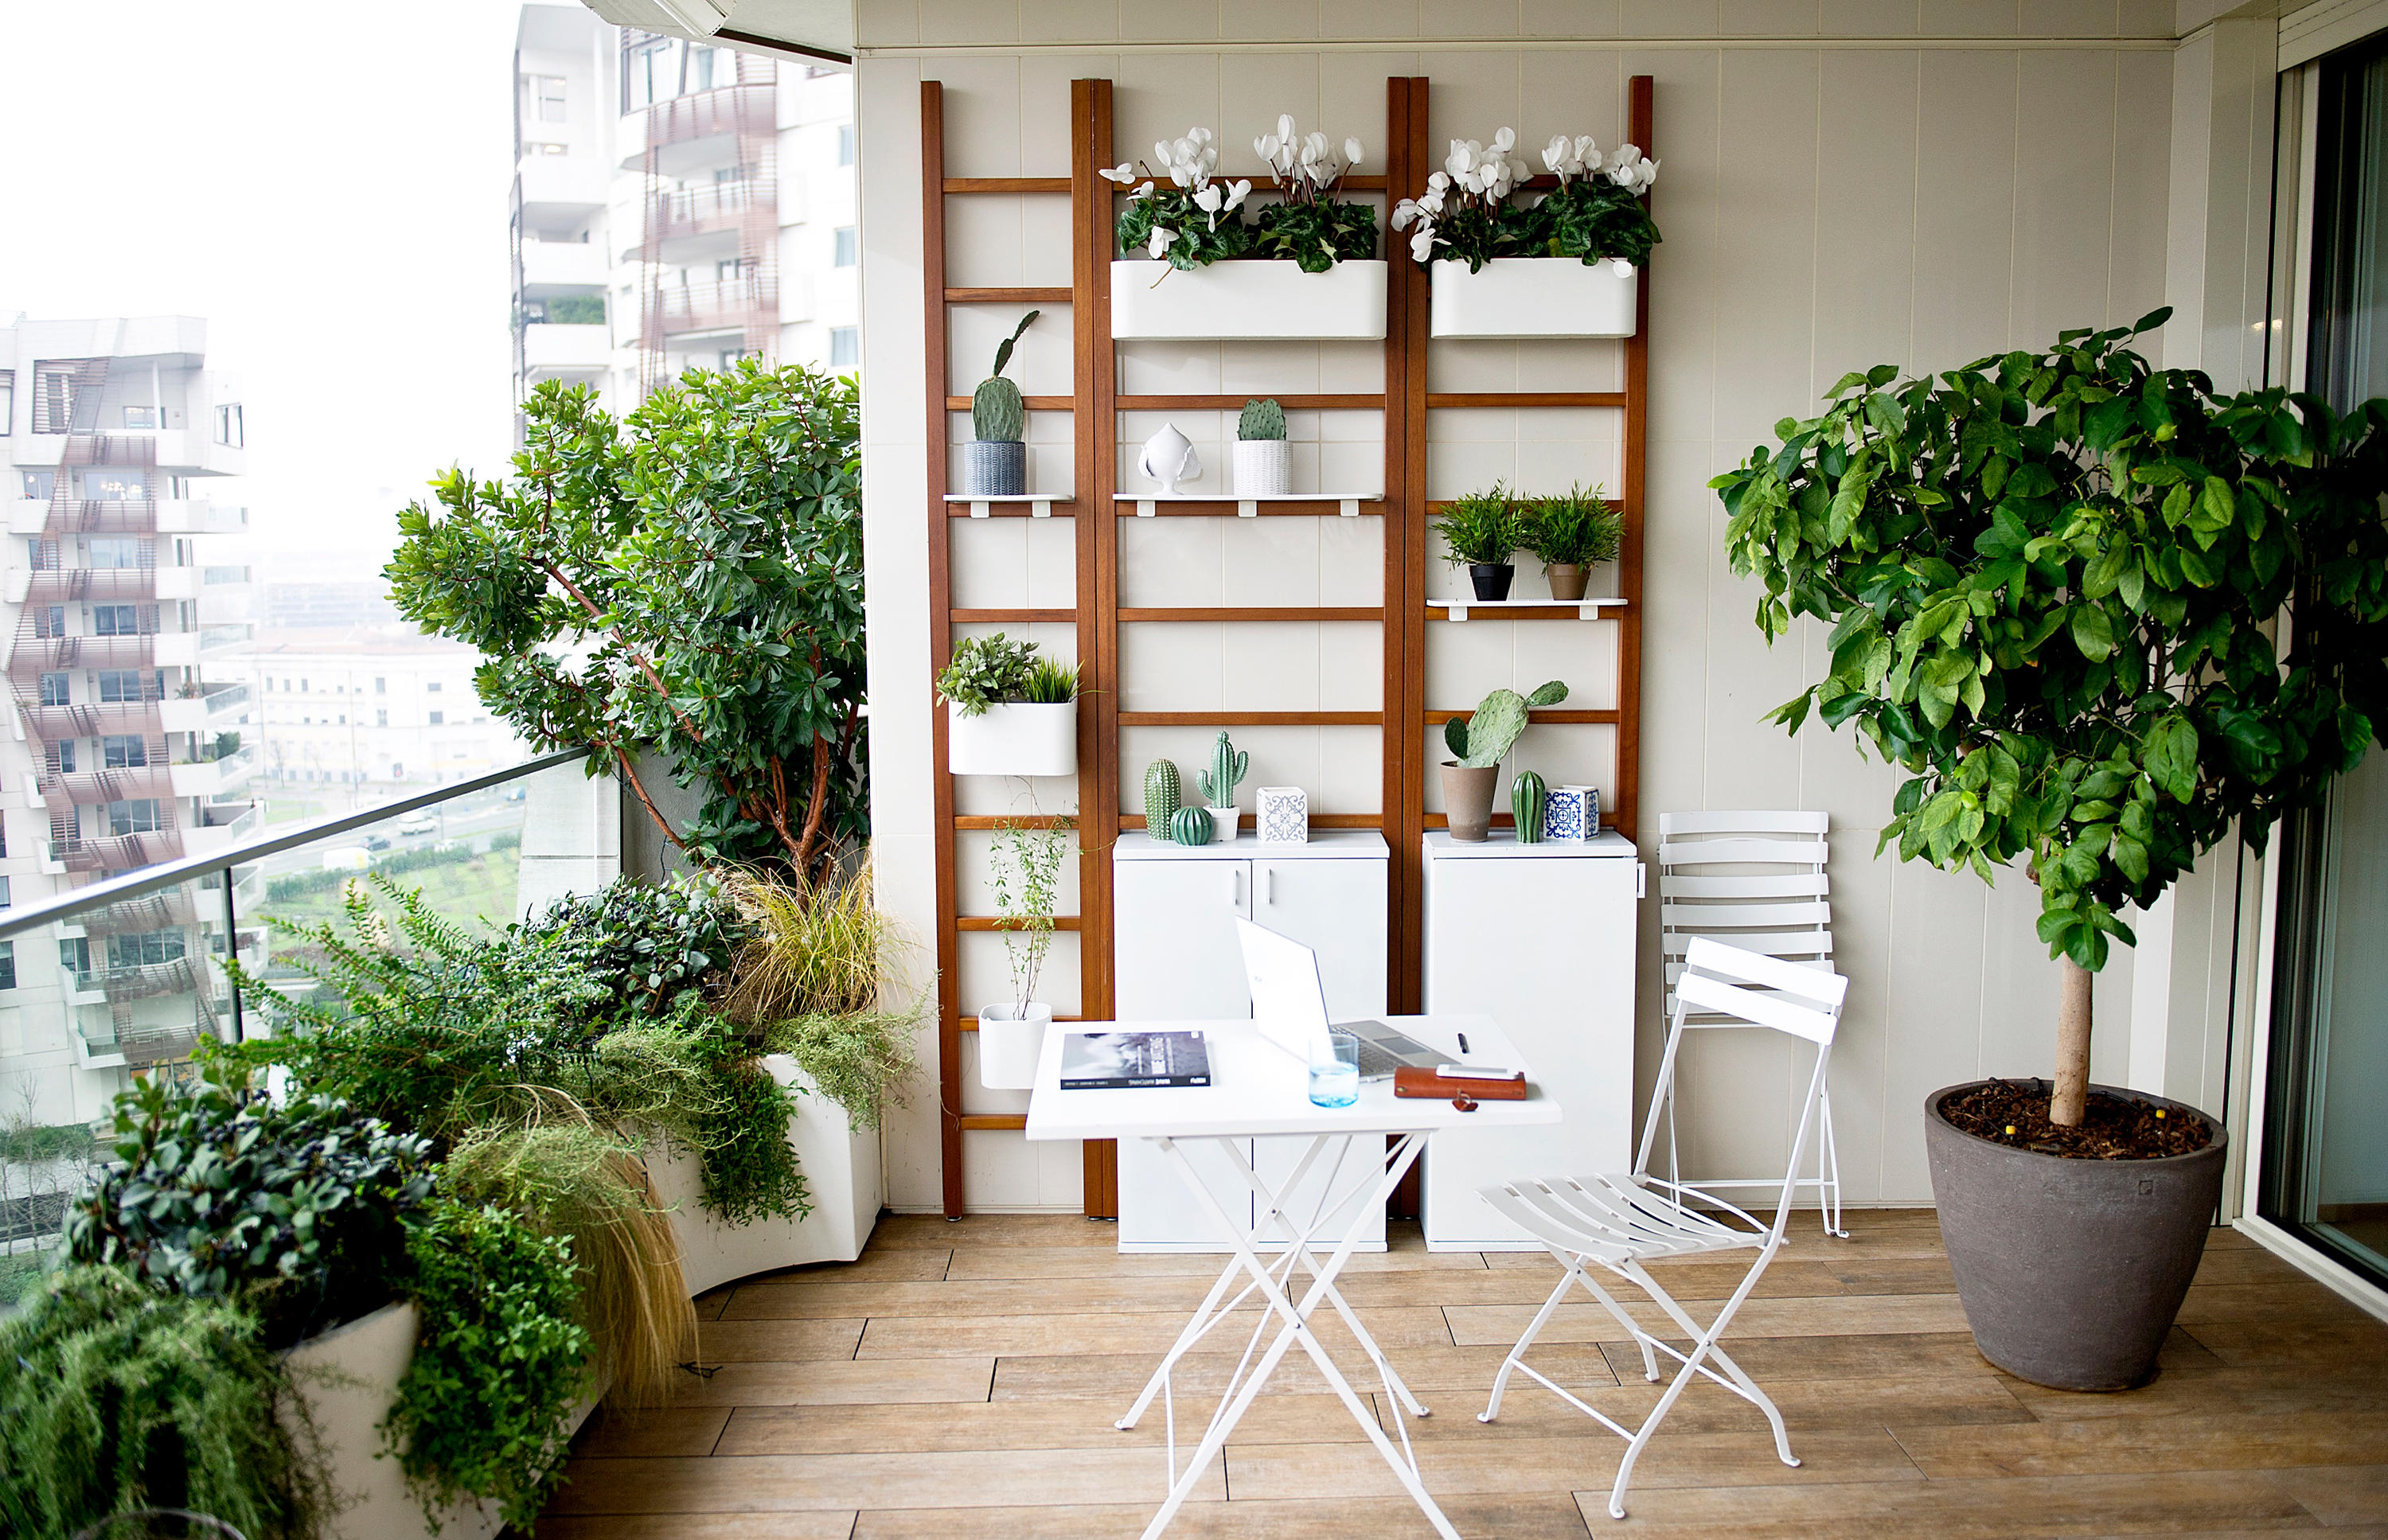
[1457,1031,1470,1055]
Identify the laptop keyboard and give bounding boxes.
[1340,1026,1433,1079]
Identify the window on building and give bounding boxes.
[716,256,749,283]
[834,227,858,267]
[58,938,89,977]
[167,474,191,499]
[35,606,61,638]
[0,875,12,908]
[531,73,567,123]
[213,403,243,447]
[0,942,16,992]
[426,680,442,692]
[92,604,140,636]
[830,327,860,368]
[105,799,162,836]
[374,677,387,694]
[87,537,146,569]
[0,371,12,435]
[21,470,53,500]
[102,735,147,769]
[107,930,185,969]
[623,36,680,111]
[81,470,146,503]
[123,405,159,430]
[38,673,68,707]
[97,671,147,704]
[427,710,444,725]
[53,741,75,774]
[377,708,388,727]
[838,124,856,166]
[300,677,309,692]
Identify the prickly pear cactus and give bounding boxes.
[973,376,1025,443]
[1511,770,1547,844]
[1451,680,1568,768]
[1195,731,1250,806]
[1169,804,1215,846]
[1238,397,1286,441]
[1143,759,1181,832]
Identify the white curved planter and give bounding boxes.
[284,1055,878,1539]
[978,1001,1052,1090]
[1429,257,1639,338]
[1111,259,1387,340]
[948,700,1077,778]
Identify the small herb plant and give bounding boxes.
[1436,485,1526,566]
[1524,484,1623,567]
[1238,398,1287,442]
[1393,129,1660,271]
[973,310,1037,443]
[989,815,1074,1016]
[1445,682,1569,767]
[1248,117,1376,272]
[1103,128,1254,271]
[936,632,1073,715]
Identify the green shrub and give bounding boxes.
[385,1201,591,1532]
[519,874,753,1032]
[1522,484,1622,567]
[0,1266,328,1540]
[264,832,521,905]
[935,632,1044,716]
[63,1062,434,1347]
[1435,485,1525,566]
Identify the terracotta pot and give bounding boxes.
[1440,762,1498,842]
[1925,1082,2227,1391]
[1468,563,1516,601]
[1545,562,1590,601]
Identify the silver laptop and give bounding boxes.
[1234,918,1442,1081]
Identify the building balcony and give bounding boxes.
[519,236,611,292]
[10,564,160,605]
[521,322,612,376]
[7,630,166,672]
[160,683,249,735]
[517,154,610,223]
[153,565,205,600]
[157,500,248,535]
[179,801,260,859]
[144,429,244,478]
[170,743,257,799]
[644,277,778,341]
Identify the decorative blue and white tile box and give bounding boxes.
[1255,786,1309,844]
[1542,785,1598,842]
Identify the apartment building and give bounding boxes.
[0,316,258,1121]
[510,4,857,424]
[246,635,519,791]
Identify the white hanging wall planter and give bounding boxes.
[1111,259,1387,341]
[979,1001,1053,1090]
[948,700,1077,778]
[1429,257,1639,339]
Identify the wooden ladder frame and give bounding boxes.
[923,73,1652,1219]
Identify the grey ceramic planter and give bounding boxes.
[1440,762,1498,842]
[1925,1082,2227,1391]
[959,439,1026,497]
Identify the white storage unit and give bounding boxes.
[1113,832,1390,1251]
[1420,829,1642,1250]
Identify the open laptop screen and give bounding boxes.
[1234,918,1334,1062]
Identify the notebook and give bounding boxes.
[1059,1030,1213,1089]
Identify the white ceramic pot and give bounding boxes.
[979,1000,1053,1090]
[1205,806,1240,844]
[948,700,1077,777]
[1232,439,1292,496]
[1111,259,1388,340]
[1429,257,1639,339]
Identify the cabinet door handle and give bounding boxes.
[1263,866,1275,905]
[1227,866,1239,906]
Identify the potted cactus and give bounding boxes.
[1195,731,1248,843]
[960,311,1036,497]
[1441,681,1567,841]
[1235,398,1290,496]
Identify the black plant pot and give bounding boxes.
[1925,1082,2227,1391]
[1468,563,1515,601]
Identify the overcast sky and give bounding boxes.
[0,1,525,583]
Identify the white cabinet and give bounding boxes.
[1421,831,1641,1250]
[1113,833,1390,1251]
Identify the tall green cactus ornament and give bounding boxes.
[1143,759,1181,832]
[972,310,1038,443]
[1510,770,1547,844]
[1195,731,1249,809]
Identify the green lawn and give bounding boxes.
[264,797,330,825]
[258,847,525,970]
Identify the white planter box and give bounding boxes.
[1429,257,1639,339]
[284,1055,877,1539]
[1111,259,1387,341]
[948,700,1077,778]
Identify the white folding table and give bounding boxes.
[1025,1015,1561,1540]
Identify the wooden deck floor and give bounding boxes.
[544,1209,2388,1538]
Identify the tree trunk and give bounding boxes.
[2052,955,2093,1127]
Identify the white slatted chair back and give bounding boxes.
[1635,937,1847,1244]
[1656,809,1832,1010]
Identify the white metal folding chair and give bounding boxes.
[1476,937,1848,1521]
[1656,810,1847,1237]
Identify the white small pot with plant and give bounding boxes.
[1193,730,1248,842]
[938,633,1080,777]
[1520,483,1622,601]
[958,310,1036,496]
[1395,130,1660,339]
[1232,397,1292,495]
[981,814,1072,1090]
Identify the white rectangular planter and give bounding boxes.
[1429,257,1639,339]
[1111,259,1387,341]
[947,700,1077,778]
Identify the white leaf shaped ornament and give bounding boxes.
[1138,424,1200,495]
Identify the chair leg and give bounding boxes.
[1601,1261,1787,1521]
[1478,1259,1576,1423]
[1817,1073,1848,1239]
[1572,1265,1663,1383]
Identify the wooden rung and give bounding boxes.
[961,1013,1086,1032]
[946,287,1074,304]
[952,608,1076,622]
[1426,392,1628,409]
[956,915,1083,931]
[1117,394,1387,411]
[946,396,1073,411]
[945,177,1069,193]
[1422,708,1620,725]
[1119,711,1382,727]
[950,815,1078,830]
[1122,813,1383,829]
[1119,606,1382,622]
[958,1114,1030,1131]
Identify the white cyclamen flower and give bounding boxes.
[1391,199,1422,230]
[1490,126,1516,154]
[1128,180,1156,201]
[1098,162,1138,184]
[1344,137,1364,167]
[1543,134,1578,180]
[1255,134,1282,167]
[1277,113,1297,142]
[1223,177,1251,212]
[1607,256,1636,277]
[1446,139,1480,178]
[1149,226,1177,258]
[1194,184,1223,216]
[1409,227,1435,262]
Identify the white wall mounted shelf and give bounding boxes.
[943,493,1065,518]
[1429,598,1630,621]
[1120,492,1381,517]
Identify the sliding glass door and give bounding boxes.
[2264,39,2388,1289]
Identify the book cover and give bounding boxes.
[1059,1030,1212,1089]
